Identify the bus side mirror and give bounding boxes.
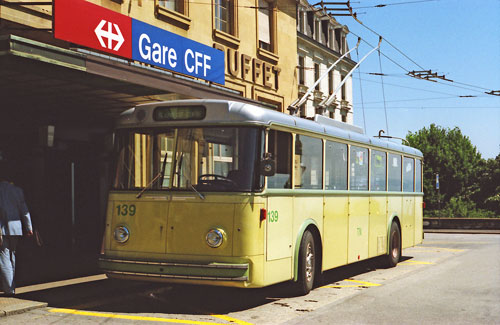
[260,153,276,177]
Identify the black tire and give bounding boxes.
[296,230,316,295]
[383,222,401,268]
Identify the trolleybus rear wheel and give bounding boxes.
[296,230,315,295]
[384,222,401,268]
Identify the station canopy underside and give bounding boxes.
[0,34,247,122]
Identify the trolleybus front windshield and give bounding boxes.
[113,127,263,192]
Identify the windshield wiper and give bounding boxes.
[136,151,168,199]
[189,183,205,200]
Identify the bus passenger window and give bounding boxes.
[350,146,369,191]
[294,135,323,189]
[415,159,422,192]
[388,153,402,191]
[267,130,292,189]
[403,157,415,192]
[325,141,347,190]
[371,150,386,191]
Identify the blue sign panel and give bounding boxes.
[131,19,225,85]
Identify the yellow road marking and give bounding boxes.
[322,279,381,288]
[49,308,227,325]
[400,260,435,265]
[212,314,253,325]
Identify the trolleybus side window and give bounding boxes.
[294,135,323,189]
[267,130,292,189]
[415,159,422,192]
[325,140,347,190]
[388,153,402,191]
[403,157,415,192]
[350,146,369,191]
[370,150,387,191]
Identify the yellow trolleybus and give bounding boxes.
[99,99,423,295]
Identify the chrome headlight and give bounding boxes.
[114,226,130,243]
[206,228,224,248]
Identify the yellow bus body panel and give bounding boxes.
[414,196,424,245]
[368,195,388,257]
[323,196,348,270]
[402,197,416,248]
[110,200,168,254]
[103,192,268,288]
[348,196,369,263]
[266,197,293,261]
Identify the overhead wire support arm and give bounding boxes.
[408,70,453,82]
[485,90,500,96]
[288,37,362,116]
[319,36,383,109]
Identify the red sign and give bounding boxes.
[54,0,132,58]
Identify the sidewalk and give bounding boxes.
[0,274,106,317]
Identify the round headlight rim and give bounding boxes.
[113,225,130,244]
[206,228,224,248]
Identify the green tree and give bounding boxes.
[406,124,483,217]
[474,154,500,215]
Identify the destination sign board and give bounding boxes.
[54,0,225,85]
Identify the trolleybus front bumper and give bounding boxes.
[99,257,249,281]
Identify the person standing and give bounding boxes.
[0,178,33,296]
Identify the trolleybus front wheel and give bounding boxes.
[383,222,401,268]
[296,230,315,295]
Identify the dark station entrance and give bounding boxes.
[0,34,249,285]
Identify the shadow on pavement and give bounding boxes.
[15,255,414,315]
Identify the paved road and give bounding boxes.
[4,233,500,324]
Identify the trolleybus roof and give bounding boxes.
[117,99,423,157]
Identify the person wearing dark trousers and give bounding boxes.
[0,177,33,297]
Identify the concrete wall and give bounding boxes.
[424,218,500,230]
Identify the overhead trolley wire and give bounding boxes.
[352,0,439,10]
[356,48,368,133]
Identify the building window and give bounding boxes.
[298,9,304,33]
[298,56,305,85]
[314,19,320,42]
[258,0,275,52]
[157,0,190,28]
[342,114,347,123]
[314,63,320,90]
[328,69,334,94]
[214,0,231,33]
[159,0,187,14]
[306,11,314,37]
[335,28,341,52]
[341,74,346,100]
[328,28,334,49]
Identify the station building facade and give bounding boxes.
[0,0,297,283]
[296,0,355,123]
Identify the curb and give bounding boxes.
[0,297,48,317]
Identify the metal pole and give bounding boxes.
[288,37,361,115]
[320,36,383,108]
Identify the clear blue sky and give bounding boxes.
[334,0,500,159]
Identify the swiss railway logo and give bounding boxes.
[54,0,224,85]
[94,20,125,52]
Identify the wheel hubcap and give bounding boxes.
[391,233,399,258]
[305,243,314,282]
